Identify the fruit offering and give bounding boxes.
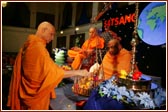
[61,65,72,70]
[72,76,94,96]
[72,63,104,96]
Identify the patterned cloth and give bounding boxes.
[100,31,113,57]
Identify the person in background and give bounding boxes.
[100,27,121,58]
[102,38,139,80]
[7,21,89,110]
[68,27,104,70]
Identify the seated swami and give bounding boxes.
[68,27,104,70]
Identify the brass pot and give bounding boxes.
[117,77,152,92]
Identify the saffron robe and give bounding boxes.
[102,48,139,80]
[68,36,104,70]
[7,35,64,110]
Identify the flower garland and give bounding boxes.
[98,76,166,109]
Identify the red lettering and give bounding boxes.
[119,16,125,25]
[114,17,119,26]
[111,18,115,26]
[131,13,135,23]
[125,14,132,23]
[103,13,135,27]
[104,20,111,29]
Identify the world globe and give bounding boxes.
[137,2,166,46]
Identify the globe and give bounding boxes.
[137,2,166,46]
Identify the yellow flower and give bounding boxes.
[119,70,128,79]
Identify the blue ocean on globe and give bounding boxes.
[137,2,166,46]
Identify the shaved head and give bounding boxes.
[108,39,122,55]
[108,39,120,47]
[37,22,55,31]
[36,21,55,43]
[89,27,98,38]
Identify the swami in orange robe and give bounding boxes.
[7,35,64,110]
[68,27,104,70]
[7,21,89,110]
[102,39,139,80]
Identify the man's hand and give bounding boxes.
[76,69,91,77]
[63,69,92,78]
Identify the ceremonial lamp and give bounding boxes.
[127,2,139,80]
[117,3,151,92]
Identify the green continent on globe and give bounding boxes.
[146,4,166,31]
[137,19,143,39]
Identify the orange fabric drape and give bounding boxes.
[7,35,64,110]
[102,48,139,80]
[68,36,104,70]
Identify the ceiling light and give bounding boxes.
[60,30,63,34]
[75,27,79,31]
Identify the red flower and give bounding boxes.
[94,75,98,81]
[132,71,142,80]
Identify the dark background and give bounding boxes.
[101,2,166,88]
